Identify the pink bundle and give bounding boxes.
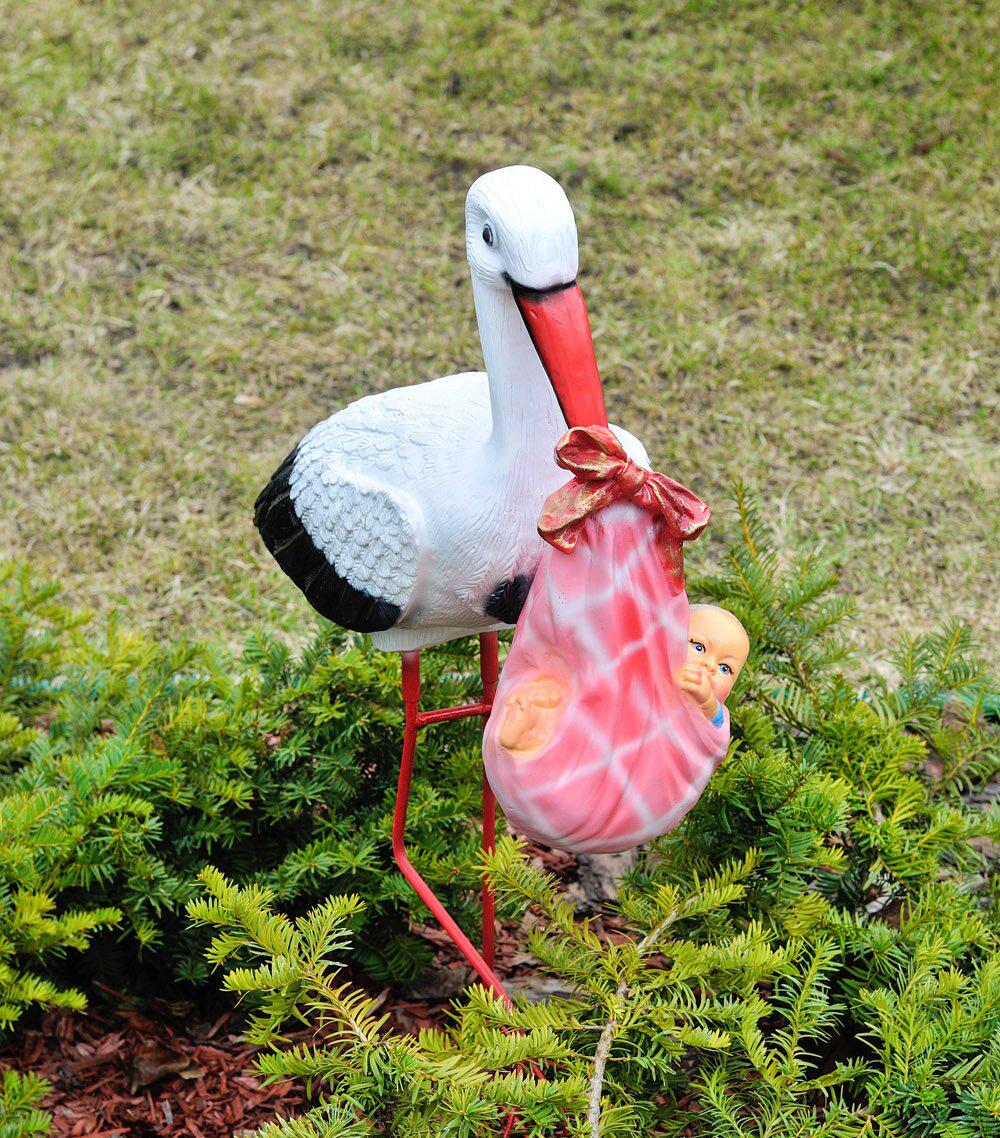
[482,428,728,854]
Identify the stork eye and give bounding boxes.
[482,224,494,247]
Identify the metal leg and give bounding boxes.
[479,632,500,972]
[390,635,531,1134]
[390,639,510,1002]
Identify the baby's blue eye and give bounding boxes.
[689,640,705,653]
[719,663,732,675]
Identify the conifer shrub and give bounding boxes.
[187,489,1000,1136]
[0,565,121,1031]
[0,1070,51,1138]
[0,568,487,1016]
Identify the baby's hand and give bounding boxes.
[678,664,718,717]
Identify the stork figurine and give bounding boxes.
[253,166,646,1000]
[254,165,646,648]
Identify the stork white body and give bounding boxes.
[256,166,649,651]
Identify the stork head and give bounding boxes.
[465,165,607,430]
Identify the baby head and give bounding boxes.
[687,604,750,706]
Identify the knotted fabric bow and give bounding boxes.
[537,426,711,590]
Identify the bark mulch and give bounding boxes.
[0,842,596,1135]
[0,993,306,1138]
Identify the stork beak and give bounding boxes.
[510,279,608,430]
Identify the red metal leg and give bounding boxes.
[482,770,497,971]
[479,633,500,972]
[391,637,510,1002]
[392,634,536,1134]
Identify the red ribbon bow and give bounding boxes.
[537,426,711,590]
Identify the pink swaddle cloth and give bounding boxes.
[482,428,729,854]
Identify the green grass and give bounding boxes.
[0,0,996,661]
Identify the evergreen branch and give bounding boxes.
[586,854,760,1136]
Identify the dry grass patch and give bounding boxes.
[1,0,997,659]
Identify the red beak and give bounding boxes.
[511,280,608,430]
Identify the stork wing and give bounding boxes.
[293,451,423,604]
[255,372,490,632]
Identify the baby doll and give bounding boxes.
[677,604,750,728]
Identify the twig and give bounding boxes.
[586,905,680,1136]
[586,977,628,1135]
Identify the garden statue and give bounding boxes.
[252,164,735,994]
[254,164,646,650]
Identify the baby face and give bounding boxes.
[686,606,750,705]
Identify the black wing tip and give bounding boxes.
[254,446,402,634]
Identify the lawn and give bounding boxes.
[1,0,996,661]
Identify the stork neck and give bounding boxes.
[473,277,566,462]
